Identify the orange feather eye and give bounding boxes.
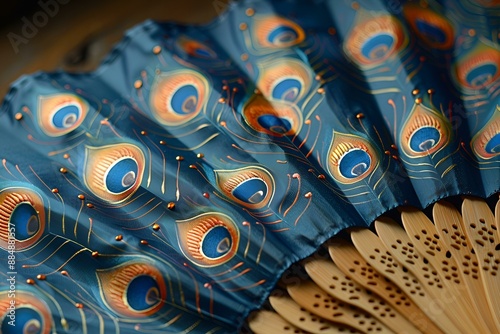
[242,95,302,137]
[37,93,88,136]
[257,58,312,103]
[472,110,500,160]
[176,36,217,59]
[0,291,52,334]
[215,166,275,209]
[149,70,209,126]
[403,5,454,50]
[345,14,407,67]
[253,16,305,48]
[327,132,378,184]
[455,41,500,90]
[176,213,239,267]
[400,103,450,157]
[0,187,45,250]
[83,143,145,203]
[96,261,166,318]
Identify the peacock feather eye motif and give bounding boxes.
[257,58,312,103]
[454,39,500,90]
[242,94,302,137]
[214,166,275,209]
[83,143,145,203]
[0,291,52,334]
[400,103,451,158]
[344,13,407,67]
[327,132,378,184]
[403,4,454,50]
[176,36,218,59]
[149,69,210,126]
[176,213,239,267]
[252,15,305,48]
[0,187,45,251]
[96,261,166,318]
[37,93,88,136]
[472,108,500,159]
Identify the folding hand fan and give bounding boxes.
[0,0,499,333]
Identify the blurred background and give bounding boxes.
[0,0,231,97]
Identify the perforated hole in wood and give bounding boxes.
[467,217,500,277]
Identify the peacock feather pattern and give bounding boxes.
[0,0,499,333]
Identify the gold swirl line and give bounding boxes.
[295,196,312,226]
[321,73,340,84]
[179,320,202,334]
[17,235,55,261]
[96,192,149,210]
[279,174,292,214]
[441,164,456,178]
[95,197,156,217]
[398,156,434,167]
[408,175,440,181]
[87,218,92,243]
[114,201,163,221]
[297,120,311,149]
[243,223,251,259]
[231,144,312,165]
[2,159,16,179]
[435,145,461,168]
[133,129,152,187]
[306,117,322,158]
[64,289,107,334]
[33,286,69,331]
[256,222,266,265]
[300,84,320,111]
[222,279,266,292]
[260,220,283,225]
[225,155,256,164]
[142,242,179,305]
[166,133,220,151]
[47,248,89,274]
[73,200,84,238]
[44,282,88,334]
[365,75,398,82]
[242,208,273,218]
[53,192,66,235]
[48,139,86,156]
[222,122,272,145]
[284,175,301,217]
[210,268,252,284]
[145,136,166,194]
[304,94,324,120]
[406,62,423,82]
[271,228,290,232]
[373,161,391,191]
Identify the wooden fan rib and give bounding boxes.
[462,197,500,331]
[433,200,500,333]
[248,309,309,334]
[350,228,456,334]
[304,259,420,334]
[496,199,500,240]
[269,294,359,334]
[374,216,469,334]
[254,197,500,334]
[286,280,394,334]
[401,207,491,333]
[327,238,438,334]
